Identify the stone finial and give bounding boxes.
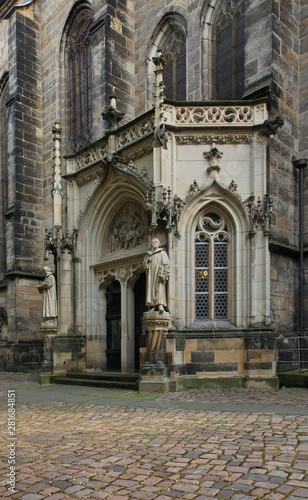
[101,89,125,130]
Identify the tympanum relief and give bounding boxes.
[110,207,146,253]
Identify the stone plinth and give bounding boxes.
[139,310,171,393]
[40,322,58,384]
[52,333,83,375]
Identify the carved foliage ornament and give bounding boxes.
[176,134,253,145]
[97,262,141,287]
[44,227,79,260]
[244,194,273,236]
[146,183,184,236]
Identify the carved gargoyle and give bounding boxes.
[259,115,284,137]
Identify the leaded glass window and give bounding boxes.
[195,212,230,319]
[67,9,93,151]
[161,25,186,100]
[214,0,245,99]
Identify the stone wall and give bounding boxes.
[1,5,44,350]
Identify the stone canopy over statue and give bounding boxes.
[38,266,57,321]
[143,238,170,313]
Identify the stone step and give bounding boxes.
[52,372,140,391]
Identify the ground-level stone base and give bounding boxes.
[139,375,279,393]
[0,340,44,371]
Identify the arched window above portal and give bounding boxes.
[214,0,245,99]
[201,0,245,100]
[148,14,187,106]
[63,3,94,152]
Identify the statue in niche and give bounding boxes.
[143,238,170,313]
[112,210,145,251]
[38,267,57,321]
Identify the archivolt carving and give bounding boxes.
[121,143,153,164]
[185,180,201,203]
[76,167,107,186]
[115,161,150,187]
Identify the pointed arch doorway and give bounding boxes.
[106,279,121,371]
[104,273,147,373]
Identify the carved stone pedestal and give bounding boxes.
[139,310,171,393]
[39,322,58,385]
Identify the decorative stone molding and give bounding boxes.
[204,144,223,178]
[101,152,122,168]
[116,115,155,150]
[185,180,201,203]
[74,141,108,171]
[114,160,150,187]
[121,143,153,163]
[101,89,125,131]
[114,266,135,286]
[244,194,273,236]
[229,180,238,193]
[174,105,254,126]
[176,134,253,145]
[146,183,184,236]
[44,227,79,260]
[92,254,145,286]
[75,166,107,186]
[52,122,62,194]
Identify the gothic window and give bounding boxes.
[161,22,186,100]
[195,212,231,319]
[214,0,245,99]
[66,7,93,151]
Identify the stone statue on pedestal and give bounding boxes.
[143,238,170,313]
[38,266,57,321]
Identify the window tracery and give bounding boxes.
[214,0,245,99]
[195,212,231,319]
[161,25,186,100]
[66,7,93,151]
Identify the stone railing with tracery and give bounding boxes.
[67,140,108,173]
[67,102,267,175]
[164,103,267,127]
[116,115,155,150]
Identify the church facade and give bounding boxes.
[0,0,307,390]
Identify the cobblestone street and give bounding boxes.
[1,375,308,499]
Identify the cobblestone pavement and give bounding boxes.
[0,375,308,499]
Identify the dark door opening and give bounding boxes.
[106,280,121,371]
[134,273,147,372]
